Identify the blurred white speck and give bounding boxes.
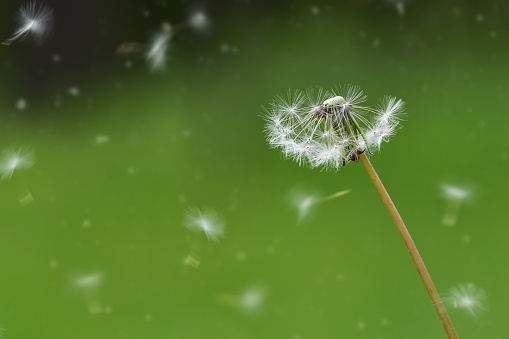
[95,135,110,144]
[381,318,389,326]
[395,2,405,16]
[127,167,136,175]
[104,306,112,314]
[241,287,265,310]
[49,259,58,269]
[68,86,80,96]
[490,31,497,39]
[189,12,208,30]
[266,246,275,255]
[236,251,247,262]
[476,14,484,22]
[220,43,230,53]
[142,9,150,17]
[182,129,191,137]
[310,6,320,15]
[357,320,366,329]
[16,98,27,111]
[125,60,133,68]
[373,39,381,47]
[145,313,153,321]
[178,195,186,203]
[462,234,471,243]
[83,219,91,228]
[52,54,61,63]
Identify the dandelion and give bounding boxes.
[75,273,104,314]
[184,207,225,242]
[448,283,486,317]
[440,184,471,226]
[2,1,54,46]
[263,86,458,339]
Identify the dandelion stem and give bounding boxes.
[359,152,458,339]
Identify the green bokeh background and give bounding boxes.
[0,1,507,338]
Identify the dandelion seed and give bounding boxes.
[264,86,403,171]
[75,273,104,314]
[146,22,172,71]
[0,145,35,180]
[2,1,54,46]
[217,285,266,312]
[289,188,350,223]
[440,184,472,226]
[184,207,225,242]
[448,283,486,317]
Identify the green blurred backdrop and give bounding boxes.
[0,0,507,338]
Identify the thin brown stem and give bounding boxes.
[359,152,458,339]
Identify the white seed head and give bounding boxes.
[448,283,486,317]
[184,207,225,242]
[0,145,35,180]
[264,86,404,170]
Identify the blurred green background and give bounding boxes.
[0,0,507,338]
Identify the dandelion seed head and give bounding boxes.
[264,86,404,170]
[0,145,35,180]
[448,282,486,317]
[184,207,225,242]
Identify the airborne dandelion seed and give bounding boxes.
[2,1,54,46]
[440,184,472,226]
[184,207,225,242]
[448,283,486,317]
[0,145,35,180]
